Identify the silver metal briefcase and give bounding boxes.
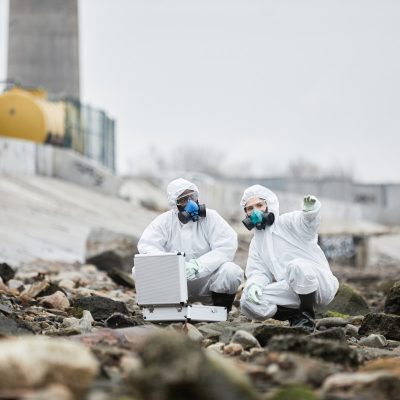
[134,253,227,322]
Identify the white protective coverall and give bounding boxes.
[240,185,339,320]
[134,178,244,302]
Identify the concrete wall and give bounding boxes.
[0,137,36,174]
[224,176,400,225]
[0,137,121,196]
[8,0,80,98]
[53,148,121,195]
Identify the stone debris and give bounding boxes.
[267,334,360,367]
[126,331,259,400]
[0,336,98,396]
[39,291,70,310]
[59,310,94,335]
[105,312,139,329]
[0,263,15,282]
[223,342,244,356]
[73,295,129,321]
[320,371,400,400]
[358,333,388,348]
[0,255,397,399]
[231,330,261,350]
[311,326,347,341]
[384,280,400,315]
[359,312,400,340]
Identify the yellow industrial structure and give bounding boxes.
[0,87,115,171]
[0,87,66,144]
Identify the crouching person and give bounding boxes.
[239,185,339,332]
[134,178,244,312]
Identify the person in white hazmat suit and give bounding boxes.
[239,185,339,332]
[135,178,244,311]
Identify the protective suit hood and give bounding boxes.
[167,178,200,210]
[240,185,279,217]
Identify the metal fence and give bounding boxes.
[65,99,115,172]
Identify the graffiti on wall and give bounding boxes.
[74,161,104,186]
[319,235,357,265]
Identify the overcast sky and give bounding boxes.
[1,1,400,182]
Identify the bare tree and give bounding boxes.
[287,156,321,179]
[173,145,226,176]
[286,156,355,180]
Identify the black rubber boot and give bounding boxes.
[299,291,316,319]
[211,292,236,312]
[273,305,300,323]
[294,291,317,333]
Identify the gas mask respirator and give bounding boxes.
[242,209,275,231]
[178,199,206,224]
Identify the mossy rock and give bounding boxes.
[384,280,400,315]
[268,385,317,400]
[127,331,259,400]
[319,283,370,317]
[376,279,399,295]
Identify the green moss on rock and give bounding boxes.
[319,283,370,316]
[268,385,317,400]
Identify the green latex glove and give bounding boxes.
[246,284,263,305]
[185,260,199,280]
[303,195,317,212]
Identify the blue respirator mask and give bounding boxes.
[178,199,206,224]
[242,209,275,230]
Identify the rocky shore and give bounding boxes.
[0,256,399,400]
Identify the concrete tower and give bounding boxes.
[7,0,80,99]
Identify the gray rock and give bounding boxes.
[321,371,400,400]
[74,295,129,321]
[231,330,261,350]
[0,314,34,336]
[358,334,388,348]
[243,351,342,393]
[359,313,400,340]
[355,347,397,363]
[7,279,24,291]
[220,322,305,346]
[107,268,135,289]
[105,313,138,329]
[61,310,94,334]
[0,263,15,282]
[197,321,235,341]
[126,331,259,400]
[344,324,360,337]
[386,339,400,348]
[316,317,350,329]
[267,334,360,367]
[311,327,346,342]
[0,303,13,315]
[384,280,400,315]
[319,283,370,316]
[86,227,137,273]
